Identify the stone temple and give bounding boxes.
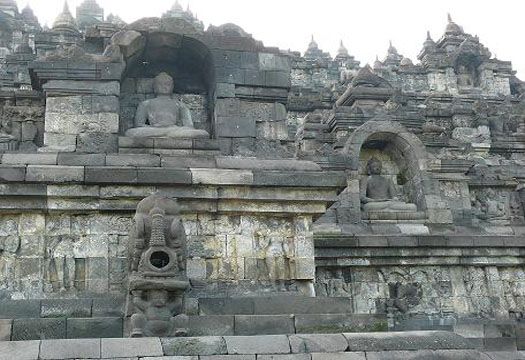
[0,0,525,358]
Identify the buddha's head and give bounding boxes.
[154,72,174,96]
[366,157,382,175]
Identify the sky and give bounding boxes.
[13,0,525,78]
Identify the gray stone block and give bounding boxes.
[0,300,41,319]
[67,317,123,338]
[2,153,57,165]
[41,299,92,318]
[252,171,346,187]
[265,71,291,88]
[343,331,473,352]
[252,297,352,315]
[144,357,198,360]
[26,165,84,183]
[234,315,295,335]
[0,319,12,341]
[216,116,256,138]
[216,83,236,98]
[161,155,217,168]
[89,95,120,113]
[311,353,366,360]
[106,154,161,167]
[365,350,490,360]
[12,318,66,340]
[0,166,26,182]
[483,337,517,352]
[295,314,387,334]
[191,168,253,185]
[92,296,126,317]
[85,166,138,184]
[137,168,192,185]
[258,356,310,360]
[216,158,320,171]
[188,315,234,336]
[289,334,348,353]
[77,132,118,153]
[0,340,40,360]
[102,337,163,358]
[57,153,106,166]
[224,335,290,355]
[199,298,255,315]
[216,67,244,84]
[161,336,227,356]
[200,356,255,360]
[40,338,101,359]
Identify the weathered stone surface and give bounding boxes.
[102,337,163,358]
[12,318,66,340]
[224,335,291,354]
[258,355,311,360]
[343,331,473,352]
[161,336,227,356]
[2,153,57,165]
[191,169,253,185]
[40,338,100,359]
[0,319,12,341]
[289,334,348,353]
[0,340,40,360]
[0,300,41,319]
[311,353,366,360]
[67,317,123,338]
[26,165,84,183]
[235,315,295,335]
[0,166,26,182]
[188,316,234,336]
[41,299,92,318]
[295,315,387,334]
[57,153,106,166]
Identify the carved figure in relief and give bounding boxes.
[125,72,209,139]
[126,194,190,337]
[360,157,417,212]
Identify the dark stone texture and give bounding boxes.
[41,299,92,318]
[137,168,192,184]
[0,166,26,182]
[57,153,106,166]
[12,318,66,340]
[77,132,118,153]
[0,300,41,319]
[199,298,255,315]
[92,296,126,317]
[296,314,387,334]
[216,116,256,138]
[85,167,138,184]
[67,317,123,339]
[161,336,228,356]
[188,315,234,336]
[235,315,295,335]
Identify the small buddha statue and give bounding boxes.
[360,157,417,213]
[125,72,210,139]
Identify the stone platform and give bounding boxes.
[0,331,506,360]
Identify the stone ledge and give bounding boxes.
[0,332,496,359]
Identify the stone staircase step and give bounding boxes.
[198,296,353,315]
[187,314,387,337]
[0,331,496,359]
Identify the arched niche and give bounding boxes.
[116,27,215,135]
[343,119,436,220]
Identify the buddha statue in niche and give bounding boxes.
[125,72,210,139]
[360,157,418,213]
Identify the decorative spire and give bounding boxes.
[373,55,382,69]
[388,40,398,55]
[445,13,464,35]
[338,40,348,56]
[171,0,183,12]
[426,31,432,41]
[53,0,80,35]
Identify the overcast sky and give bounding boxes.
[15,0,525,78]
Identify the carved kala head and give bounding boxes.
[154,72,175,96]
[366,157,383,175]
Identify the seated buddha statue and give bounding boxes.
[360,157,417,213]
[125,72,210,139]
